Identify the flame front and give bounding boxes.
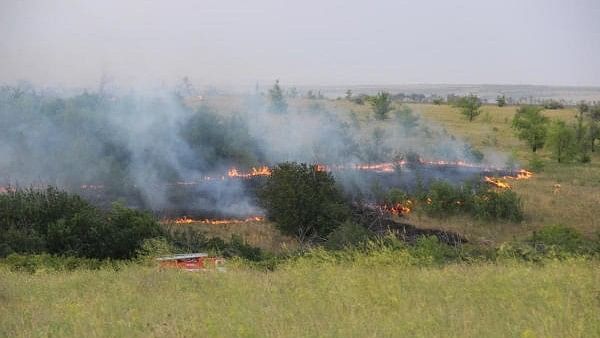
[484,176,512,189]
[484,169,534,189]
[170,216,265,224]
[379,200,412,215]
[228,166,271,178]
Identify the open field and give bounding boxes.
[1,259,598,337]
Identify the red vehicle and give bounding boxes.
[156,253,225,272]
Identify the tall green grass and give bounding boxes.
[1,259,598,337]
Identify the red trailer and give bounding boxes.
[156,253,225,272]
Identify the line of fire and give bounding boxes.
[0,160,533,226]
[3,159,530,225]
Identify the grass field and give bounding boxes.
[1,259,598,337]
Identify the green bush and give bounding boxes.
[163,225,265,261]
[0,187,162,259]
[530,224,588,254]
[326,222,372,250]
[410,236,460,264]
[472,189,523,222]
[0,253,106,273]
[260,162,350,243]
[422,181,470,217]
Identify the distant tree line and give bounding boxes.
[511,102,600,163]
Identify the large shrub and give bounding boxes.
[472,189,523,222]
[530,224,588,254]
[0,187,162,259]
[260,162,350,243]
[421,181,471,217]
[420,181,524,222]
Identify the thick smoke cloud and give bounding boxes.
[0,83,506,216]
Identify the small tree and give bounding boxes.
[575,102,590,162]
[368,92,393,120]
[496,95,507,107]
[586,103,600,152]
[259,162,350,244]
[432,97,444,105]
[455,94,482,122]
[547,120,576,163]
[587,121,600,152]
[344,89,352,100]
[268,79,287,113]
[511,105,548,152]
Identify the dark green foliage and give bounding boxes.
[472,189,523,222]
[419,181,523,222]
[0,187,162,259]
[164,226,264,261]
[1,253,108,273]
[260,162,350,243]
[587,121,600,152]
[421,181,470,217]
[385,188,408,205]
[368,92,393,120]
[530,224,588,254]
[394,105,419,129]
[432,97,444,105]
[326,222,372,250]
[411,236,461,264]
[205,235,264,261]
[546,120,576,163]
[542,100,564,109]
[464,144,484,163]
[496,95,506,107]
[511,105,548,152]
[454,94,482,122]
[268,79,288,113]
[181,107,263,169]
[528,153,545,172]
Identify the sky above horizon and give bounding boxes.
[1,0,599,89]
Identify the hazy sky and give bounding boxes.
[1,0,599,88]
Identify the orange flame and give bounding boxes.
[379,201,412,215]
[485,169,533,189]
[484,176,512,189]
[227,166,271,178]
[171,216,265,224]
[514,169,533,180]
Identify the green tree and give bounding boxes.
[496,95,507,107]
[547,120,576,163]
[455,94,482,122]
[344,89,352,100]
[268,79,287,113]
[368,91,393,120]
[432,97,444,105]
[587,121,600,152]
[259,162,350,244]
[585,103,600,152]
[575,102,590,162]
[511,105,548,152]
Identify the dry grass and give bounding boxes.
[407,103,600,240]
[162,220,297,252]
[1,259,598,337]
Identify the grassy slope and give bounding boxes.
[184,98,599,245]
[1,261,598,338]
[409,103,600,241]
[328,100,600,243]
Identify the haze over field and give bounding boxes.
[1,0,600,88]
